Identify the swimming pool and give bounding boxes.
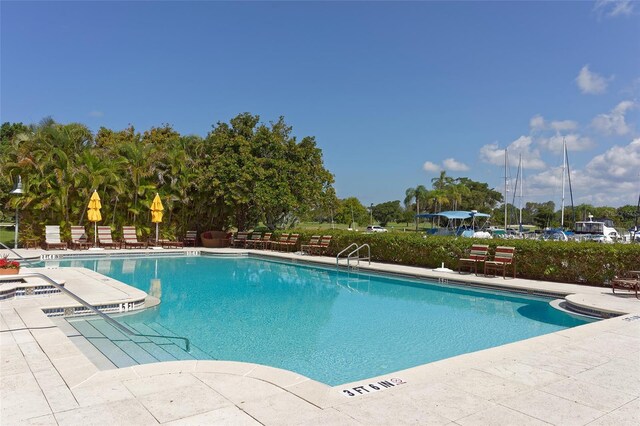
[56,255,592,385]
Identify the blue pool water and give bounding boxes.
[54,255,591,385]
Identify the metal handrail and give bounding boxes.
[2,271,190,352]
[0,242,41,266]
[347,244,371,268]
[336,243,358,266]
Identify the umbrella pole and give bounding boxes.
[156,223,159,244]
[94,222,97,246]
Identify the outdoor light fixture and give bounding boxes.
[10,175,24,249]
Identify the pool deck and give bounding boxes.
[1,247,639,425]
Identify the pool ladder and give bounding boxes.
[336,243,371,270]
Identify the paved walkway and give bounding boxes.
[1,248,639,425]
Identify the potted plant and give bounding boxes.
[0,255,20,275]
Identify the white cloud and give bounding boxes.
[525,138,640,206]
[88,110,104,118]
[530,115,545,130]
[550,120,578,131]
[591,100,635,135]
[594,0,634,18]
[575,65,610,95]
[442,158,469,171]
[422,161,440,172]
[480,136,546,170]
[538,133,595,154]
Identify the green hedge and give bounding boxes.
[277,230,640,286]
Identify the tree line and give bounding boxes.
[1,114,334,240]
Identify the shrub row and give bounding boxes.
[276,230,640,287]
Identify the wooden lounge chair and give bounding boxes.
[484,246,516,279]
[160,239,184,248]
[458,244,489,276]
[311,235,333,255]
[69,226,91,250]
[279,233,299,252]
[232,232,249,248]
[244,232,263,249]
[97,226,120,249]
[43,225,68,250]
[122,226,147,249]
[184,230,197,247]
[612,272,640,299]
[255,232,273,250]
[270,233,290,251]
[301,236,321,254]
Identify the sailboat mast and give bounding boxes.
[519,154,523,229]
[504,149,508,231]
[561,137,566,228]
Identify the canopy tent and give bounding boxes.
[415,210,490,220]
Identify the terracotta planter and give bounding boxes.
[0,268,20,275]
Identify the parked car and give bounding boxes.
[366,225,388,233]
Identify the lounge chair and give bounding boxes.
[279,233,299,252]
[122,226,147,249]
[612,271,640,299]
[97,226,120,249]
[458,244,489,276]
[160,239,184,248]
[301,236,321,254]
[184,230,197,247]
[69,226,91,250]
[232,232,249,248]
[255,232,273,250]
[311,235,333,255]
[245,232,263,249]
[43,225,68,250]
[270,233,290,251]
[484,246,516,279]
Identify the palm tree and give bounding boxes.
[404,185,429,230]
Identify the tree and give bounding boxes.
[372,201,402,227]
[334,197,369,227]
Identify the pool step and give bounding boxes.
[66,318,204,368]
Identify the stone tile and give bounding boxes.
[289,407,363,425]
[195,372,284,405]
[240,391,325,425]
[573,359,640,397]
[477,361,567,387]
[246,364,310,387]
[546,345,611,368]
[73,379,137,407]
[541,377,636,412]
[124,372,202,397]
[335,393,451,425]
[0,374,52,425]
[456,404,549,426]
[446,368,533,401]
[194,360,257,376]
[1,348,31,376]
[42,384,80,413]
[518,351,593,376]
[587,397,640,426]
[15,414,58,425]
[12,329,36,344]
[131,360,196,377]
[53,398,158,425]
[163,406,261,426]
[404,382,495,421]
[571,332,640,357]
[136,381,231,423]
[500,389,605,425]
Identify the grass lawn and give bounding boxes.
[296,221,434,233]
[0,226,16,248]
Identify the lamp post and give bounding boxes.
[370,203,374,225]
[10,176,24,249]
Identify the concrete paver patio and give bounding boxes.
[1,247,639,425]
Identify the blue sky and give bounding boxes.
[2,1,639,207]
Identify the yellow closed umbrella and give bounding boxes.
[87,190,102,246]
[150,193,164,243]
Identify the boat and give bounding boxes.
[573,214,620,243]
[416,210,492,238]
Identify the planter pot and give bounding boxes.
[201,231,231,248]
[0,268,20,275]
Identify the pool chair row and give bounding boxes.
[40,225,190,250]
[230,232,333,255]
[458,245,516,279]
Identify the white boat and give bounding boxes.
[573,214,620,243]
